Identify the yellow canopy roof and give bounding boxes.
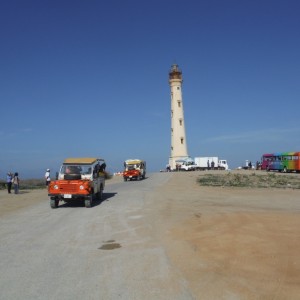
[125,159,144,165]
[63,157,101,164]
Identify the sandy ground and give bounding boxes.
[148,171,300,299]
[1,171,300,299]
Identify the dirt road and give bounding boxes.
[1,171,300,299]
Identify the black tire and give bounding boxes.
[85,196,93,208]
[50,198,59,209]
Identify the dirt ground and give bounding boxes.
[1,171,300,299]
[149,170,300,299]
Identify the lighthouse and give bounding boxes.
[168,64,189,170]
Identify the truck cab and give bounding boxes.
[48,157,106,208]
[123,159,146,181]
[218,160,229,170]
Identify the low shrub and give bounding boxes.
[198,173,300,189]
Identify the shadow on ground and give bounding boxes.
[57,192,118,208]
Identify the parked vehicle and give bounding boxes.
[175,158,197,171]
[242,160,254,170]
[261,152,300,172]
[261,153,274,170]
[123,159,146,181]
[194,157,229,170]
[48,157,106,208]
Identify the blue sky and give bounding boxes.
[1,0,300,178]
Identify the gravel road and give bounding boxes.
[1,171,300,300]
[0,173,192,300]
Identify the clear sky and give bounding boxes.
[1,0,300,178]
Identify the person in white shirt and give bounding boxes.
[45,169,51,186]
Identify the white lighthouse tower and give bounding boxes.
[168,64,189,170]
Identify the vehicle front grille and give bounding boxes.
[59,182,79,193]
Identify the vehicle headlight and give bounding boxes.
[54,185,59,190]
[79,185,84,190]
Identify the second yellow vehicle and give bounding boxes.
[123,159,146,181]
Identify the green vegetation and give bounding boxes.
[197,173,300,189]
[0,179,46,190]
[0,181,7,190]
[0,173,113,191]
[19,179,46,190]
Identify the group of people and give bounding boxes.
[6,172,20,194]
[207,160,215,170]
[5,169,50,195]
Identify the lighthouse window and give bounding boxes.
[177,87,180,90]
[177,101,181,107]
[179,119,182,126]
[181,138,184,144]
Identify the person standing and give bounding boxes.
[248,161,252,170]
[12,172,19,194]
[45,169,51,186]
[6,172,13,194]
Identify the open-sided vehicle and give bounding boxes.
[48,157,106,208]
[123,159,146,181]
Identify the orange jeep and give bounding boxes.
[123,159,146,181]
[48,157,106,208]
